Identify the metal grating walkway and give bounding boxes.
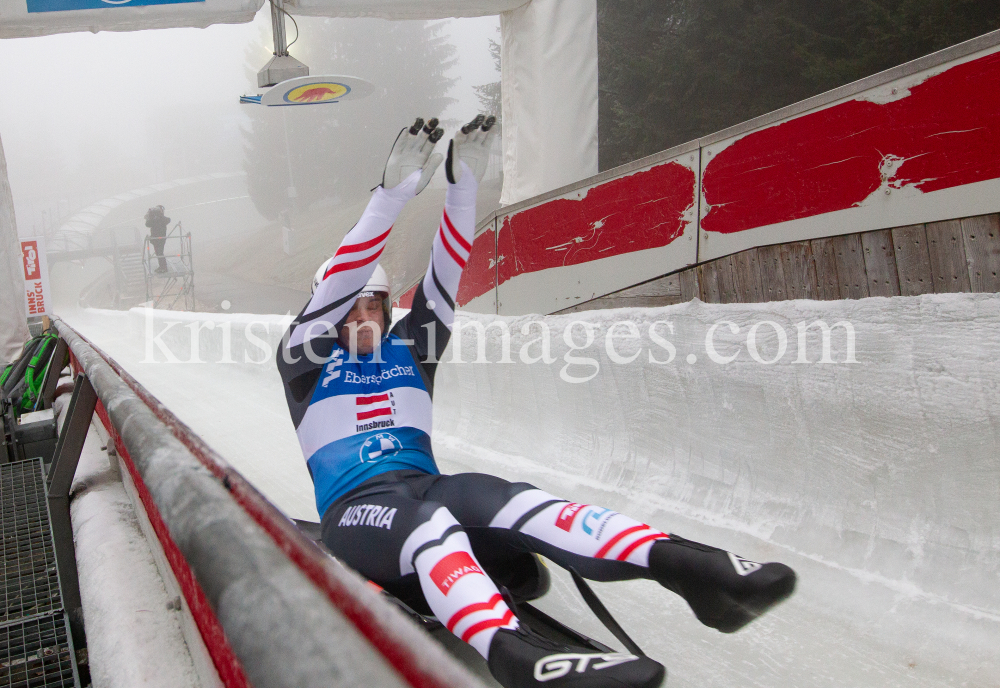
[0,459,79,688]
[2,460,62,623]
[1,613,77,687]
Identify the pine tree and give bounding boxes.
[597,0,1000,170]
[473,29,502,124]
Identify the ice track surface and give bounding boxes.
[64,294,1000,687]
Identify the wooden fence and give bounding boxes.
[560,212,1000,312]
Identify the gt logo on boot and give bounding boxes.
[534,652,639,682]
[728,552,763,576]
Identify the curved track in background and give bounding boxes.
[64,293,1000,687]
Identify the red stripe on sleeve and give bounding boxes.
[446,594,504,633]
[438,224,467,268]
[325,246,385,277]
[460,609,515,643]
[356,393,390,405]
[594,525,648,559]
[616,533,669,562]
[442,209,472,252]
[357,407,393,421]
[335,227,392,256]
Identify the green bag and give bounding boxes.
[0,362,13,388]
[17,332,59,412]
[2,336,43,398]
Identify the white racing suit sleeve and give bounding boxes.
[288,172,421,350]
[393,160,478,380]
[278,172,420,427]
[419,160,477,333]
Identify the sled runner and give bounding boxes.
[293,519,650,662]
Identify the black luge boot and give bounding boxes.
[487,625,664,688]
[648,535,796,633]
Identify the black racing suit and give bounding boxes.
[276,167,673,658]
[275,165,794,661]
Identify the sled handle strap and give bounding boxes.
[569,569,646,657]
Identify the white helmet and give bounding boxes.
[312,260,392,333]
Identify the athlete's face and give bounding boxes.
[338,294,385,355]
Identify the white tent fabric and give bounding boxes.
[499,0,599,205]
[285,0,528,20]
[0,0,263,39]
[282,0,599,206]
[0,134,29,365]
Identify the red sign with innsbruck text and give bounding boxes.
[21,237,50,317]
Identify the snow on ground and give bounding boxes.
[61,293,1000,687]
[64,306,318,521]
[55,394,201,687]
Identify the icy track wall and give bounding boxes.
[433,293,1000,659]
[68,297,1000,676]
[82,299,1000,612]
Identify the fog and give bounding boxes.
[0,10,501,314]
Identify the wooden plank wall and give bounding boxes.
[560,212,1000,313]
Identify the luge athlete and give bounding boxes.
[278,116,796,688]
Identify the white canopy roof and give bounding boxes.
[0,0,528,39]
[0,0,262,39]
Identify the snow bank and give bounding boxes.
[437,294,1000,604]
[433,293,1000,683]
[63,307,317,523]
[58,399,202,687]
[61,305,413,522]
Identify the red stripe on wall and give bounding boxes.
[496,161,696,288]
[393,282,418,309]
[456,226,495,307]
[65,328,465,688]
[702,51,1000,235]
[71,346,250,688]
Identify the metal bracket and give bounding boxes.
[258,0,308,87]
[36,336,69,412]
[46,372,98,651]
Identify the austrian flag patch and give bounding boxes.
[430,551,485,595]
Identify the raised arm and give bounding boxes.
[286,119,444,352]
[279,119,443,414]
[396,116,497,367]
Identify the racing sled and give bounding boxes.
[293,519,653,677]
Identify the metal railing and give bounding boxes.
[50,317,485,688]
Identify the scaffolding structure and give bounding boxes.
[143,222,195,311]
[109,228,145,310]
